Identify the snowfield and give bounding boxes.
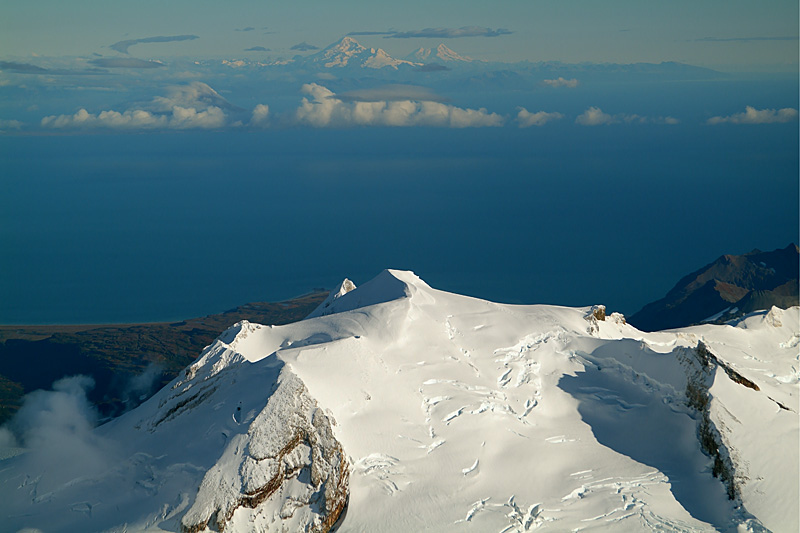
[1,269,797,532]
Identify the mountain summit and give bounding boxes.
[407,43,474,63]
[1,269,797,532]
[305,36,418,69]
[630,244,799,331]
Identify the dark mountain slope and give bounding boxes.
[0,291,327,424]
[629,244,799,331]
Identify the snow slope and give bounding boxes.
[1,270,797,532]
[305,37,418,70]
[407,44,474,63]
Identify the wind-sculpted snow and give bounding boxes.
[0,270,797,532]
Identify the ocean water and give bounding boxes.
[1,118,797,324]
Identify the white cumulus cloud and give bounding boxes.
[707,106,798,124]
[516,108,563,127]
[41,106,225,130]
[40,82,230,130]
[576,106,616,126]
[251,104,270,126]
[294,83,504,128]
[542,77,579,88]
[0,119,23,129]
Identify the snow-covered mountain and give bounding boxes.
[1,270,797,532]
[304,36,419,70]
[407,43,474,64]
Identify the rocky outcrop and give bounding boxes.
[181,371,349,532]
[679,343,742,501]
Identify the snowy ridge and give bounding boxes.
[181,370,347,533]
[0,270,797,532]
[407,43,474,63]
[306,37,419,70]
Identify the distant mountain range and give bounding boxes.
[405,43,474,64]
[208,36,721,82]
[629,244,799,331]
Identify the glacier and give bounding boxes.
[0,269,797,532]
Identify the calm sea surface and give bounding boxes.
[1,121,797,324]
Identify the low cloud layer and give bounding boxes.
[42,107,226,129]
[0,119,23,129]
[576,106,679,126]
[707,106,798,124]
[336,85,447,103]
[388,27,512,39]
[41,81,232,130]
[245,46,269,52]
[295,83,504,128]
[694,36,798,43]
[542,77,579,88]
[0,61,48,74]
[110,35,199,54]
[516,108,563,127]
[347,31,396,36]
[89,58,165,69]
[0,60,103,76]
[416,63,450,72]
[291,42,319,51]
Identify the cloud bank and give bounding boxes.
[576,106,679,126]
[707,106,798,124]
[295,83,504,128]
[416,63,450,72]
[694,36,798,43]
[109,35,199,54]
[516,108,563,127]
[41,82,231,130]
[291,42,319,51]
[0,61,48,74]
[388,27,512,39]
[347,31,397,36]
[0,61,103,76]
[336,85,447,103]
[89,58,165,69]
[41,107,226,130]
[244,46,269,52]
[0,119,23,129]
[542,77,579,88]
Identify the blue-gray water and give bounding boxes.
[1,112,797,324]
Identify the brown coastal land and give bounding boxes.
[0,291,328,424]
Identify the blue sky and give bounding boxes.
[1,0,798,70]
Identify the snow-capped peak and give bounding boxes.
[326,35,367,55]
[407,43,473,63]
[1,269,797,532]
[435,43,472,62]
[307,269,419,318]
[307,278,357,318]
[306,37,418,69]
